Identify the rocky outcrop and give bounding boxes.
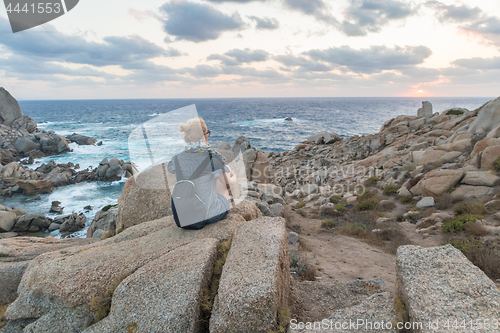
[417,101,433,118]
[397,245,500,331]
[57,213,87,234]
[210,217,289,333]
[307,131,341,145]
[86,207,117,239]
[66,133,97,146]
[0,88,23,126]
[10,214,52,233]
[95,157,138,181]
[16,179,53,196]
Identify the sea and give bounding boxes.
[1,97,492,238]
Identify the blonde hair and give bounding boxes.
[179,118,207,142]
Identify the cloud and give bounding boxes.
[0,18,181,67]
[205,0,264,2]
[248,16,280,30]
[452,57,500,70]
[207,48,269,66]
[340,0,417,36]
[425,1,482,23]
[274,55,332,72]
[283,0,336,24]
[426,1,500,47]
[305,45,432,73]
[159,1,244,42]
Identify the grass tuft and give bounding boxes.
[355,198,379,211]
[268,305,291,333]
[442,214,483,233]
[492,156,500,172]
[365,176,380,187]
[378,200,396,212]
[200,237,232,331]
[329,195,342,203]
[321,220,336,229]
[89,273,130,325]
[295,202,306,209]
[383,184,400,196]
[445,109,464,116]
[334,203,347,212]
[102,204,117,212]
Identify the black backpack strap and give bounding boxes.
[188,153,212,180]
[208,150,215,172]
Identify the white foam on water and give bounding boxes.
[235,118,309,127]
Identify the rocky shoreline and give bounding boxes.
[0,88,138,237]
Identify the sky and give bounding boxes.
[1,0,500,100]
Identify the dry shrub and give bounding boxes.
[0,304,8,330]
[448,239,500,280]
[378,200,396,212]
[464,222,489,237]
[335,223,384,248]
[355,198,380,211]
[295,202,306,209]
[383,184,400,196]
[393,295,410,333]
[416,219,436,229]
[435,193,462,210]
[408,175,424,188]
[422,207,438,218]
[454,203,487,215]
[365,176,380,187]
[321,220,336,229]
[295,261,316,281]
[357,189,377,202]
[379,228,412,255]
[399,195,414,204]
[268,305,291,333]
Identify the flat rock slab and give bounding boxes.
[210,217,289,333]
[5,214,244,333]
[290,292,396,333]
[0,236,97,262]
[83,239,218,333]
[397,245,500,332]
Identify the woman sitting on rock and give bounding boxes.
[167,117,236,229]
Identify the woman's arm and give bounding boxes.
[217,166,237,186]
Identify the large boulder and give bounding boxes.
[210,217,289,333]
[451,185,497,199]
[0,211,17,232]
[233,136,251,156]
[0,88,23,126]
[116,163,172,232]
[462,171,500,187]
[480,145,500,169]
[411,149,447,166]
[13,137,36,154]
[83,239,219,333]
[16,179,53,196]
[468,96,500,135]
[397,245,500,330]
[411,169,464,197]
[417,101,433,118]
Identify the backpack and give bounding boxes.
[171,151,215,229]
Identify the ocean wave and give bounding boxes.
[235,118,309,127]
